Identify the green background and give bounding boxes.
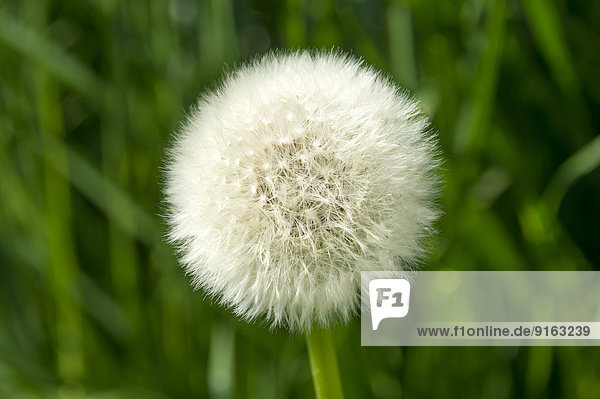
[1,0,599,397]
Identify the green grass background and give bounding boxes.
[1,0,599,397]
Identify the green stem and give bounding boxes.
[306,327,344,399]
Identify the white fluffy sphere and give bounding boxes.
[165,50,440,332]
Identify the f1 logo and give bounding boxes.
[369,279,411,330]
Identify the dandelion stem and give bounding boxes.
[306,327,344,399]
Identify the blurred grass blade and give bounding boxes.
[208,321,235,399]
[101,13,143,350]
[543,134,600,215]
[199,0,239,68]
[522,0,579,95]
[0,12,105,105]
[75,273,131,341]
[526,347,553,396]
[0,139,44,234]
[465,206,526,269]
[211,0,239,62]
[453,0,506,155]
[39,135,162,246]
[32,57,84,385]
[283,0,307,47]
[387,2,418,90]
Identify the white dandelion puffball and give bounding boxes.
[165,50,440,332]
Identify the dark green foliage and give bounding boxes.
[1,0,599,397]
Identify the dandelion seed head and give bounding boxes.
[165,50,441,332]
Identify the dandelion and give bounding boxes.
[164,50,440,398]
